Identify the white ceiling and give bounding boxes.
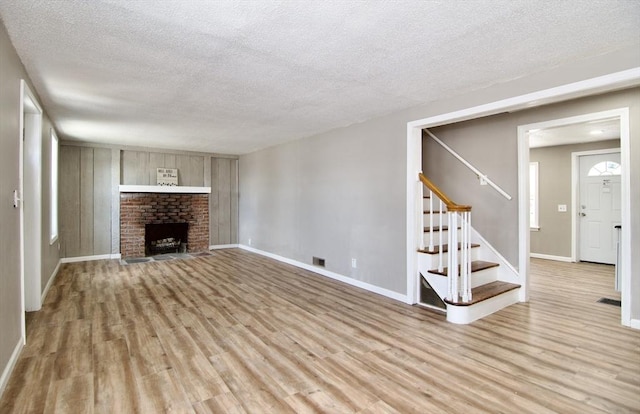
[1,1,639,155]
[529,118,621,148]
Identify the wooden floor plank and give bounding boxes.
[1,251,638,413]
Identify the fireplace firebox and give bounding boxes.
[145,223,188,256]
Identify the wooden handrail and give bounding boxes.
[419,173,471,212]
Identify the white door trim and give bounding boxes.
[405,68,639,322]
[19,79,43,338]
[572,147,621,262]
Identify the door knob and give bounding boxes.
[580,212,586,217]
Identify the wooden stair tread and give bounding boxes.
[423,225,456,232]
[445,281,520,306]
[418,243,479,254]
[427,260,499,276]
[423,210,444,214]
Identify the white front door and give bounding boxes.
[578,152,621,264]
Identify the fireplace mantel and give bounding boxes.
[119,185,211,194]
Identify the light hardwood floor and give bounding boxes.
[1,250,638,413]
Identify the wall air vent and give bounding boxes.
[312,257,325,267]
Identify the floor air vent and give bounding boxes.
[597,298,621,307]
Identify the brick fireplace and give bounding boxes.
[120,193,209,258]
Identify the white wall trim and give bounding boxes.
[60,253,121,263]
[407,68,640,316]
[209,244,239,250]
[0,339,24,400]
[119,185,211,194]
[239,245,408,303]
[41,259,62,303]
[408,68,640,130]
[630,319,640,330]
[19,79,44,339]
[530,253,573,262]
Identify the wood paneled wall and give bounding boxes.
[60,145,238,258]
[210,158,239,245]
[60,146,112,257]
[121,150,205,186]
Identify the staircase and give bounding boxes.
[416,173,520,324]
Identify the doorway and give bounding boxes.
[518,108,630,326]
[20,80,43,326]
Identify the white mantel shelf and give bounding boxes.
[119,185,211,194]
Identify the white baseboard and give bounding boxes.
[238,245,408,303]
[41,259,61,303]
[0,339,24,400]
[530,253,573,262]
[60,253,121,263]
[630,319,640,330]
[209,244,239,250]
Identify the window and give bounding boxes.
[50,129,58,244]
[530,162,539,230]
[588,161,621,176]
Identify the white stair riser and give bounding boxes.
[420,262,498,290]
[423,229,458,245]
[446,288,520,324]
[418,248,480,270]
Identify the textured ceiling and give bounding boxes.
[529,118,621,148]
[1,1,639,154]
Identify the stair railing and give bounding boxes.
[424,129,512,200]
[418,173,472,303]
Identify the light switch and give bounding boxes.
[558,204,567,212]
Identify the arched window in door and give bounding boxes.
[588,161,621,176]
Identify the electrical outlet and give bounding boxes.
[558,204,567,212]
[351,258,357,268]
[248,238,252,246]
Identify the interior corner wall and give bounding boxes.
[0,18,60,390]
[530,139,620,258]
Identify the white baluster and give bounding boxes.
[418,182,425,250]
[438,200,444,272]
[461,212,470,302]
[449,211,459,303]
[428,191,434,252]
[466,211,472,302]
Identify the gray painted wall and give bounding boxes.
[0,19,59,386]
[240,117,407,293]
[59,145,238,258]
[530,140,620,258]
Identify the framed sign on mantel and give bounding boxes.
[157,168,178,186]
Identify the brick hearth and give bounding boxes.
[120,193,209,258]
